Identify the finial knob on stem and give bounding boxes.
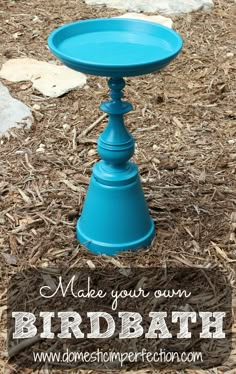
[98,78,134,168]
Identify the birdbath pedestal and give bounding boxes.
[48,18,183,255]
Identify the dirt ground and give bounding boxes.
[0,0,235,373]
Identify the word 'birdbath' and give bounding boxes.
[48,18,183,255]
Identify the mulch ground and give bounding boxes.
[0,0,235,373]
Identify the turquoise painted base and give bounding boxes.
[76,161,155,256]
[48,19,183,256]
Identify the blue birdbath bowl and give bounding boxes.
[48,18,183,255]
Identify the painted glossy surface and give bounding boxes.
[76,78,155,254]
[77,173,155,255]
[48,18,183,77]
[48,19,183,255]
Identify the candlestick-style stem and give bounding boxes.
[76,77,155,255]
[98,77,134,169]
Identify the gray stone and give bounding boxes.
[85,0,213,14]
[0,58,87,98]
[116,13,173,28]
[0,82,32,135]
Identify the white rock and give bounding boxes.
[32,15,42,23]
[32,103,41,110]
[88,149,97,157]
[117,12,173,28]
[0,82,32,135]
[63,123,70,132]
[86,0,213,14]
[0,58,87,98]
[36,143,45,153]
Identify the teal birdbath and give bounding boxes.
[48,18,183,255]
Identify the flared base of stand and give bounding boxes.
[77,222,155,256]
[76,163,155,256]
